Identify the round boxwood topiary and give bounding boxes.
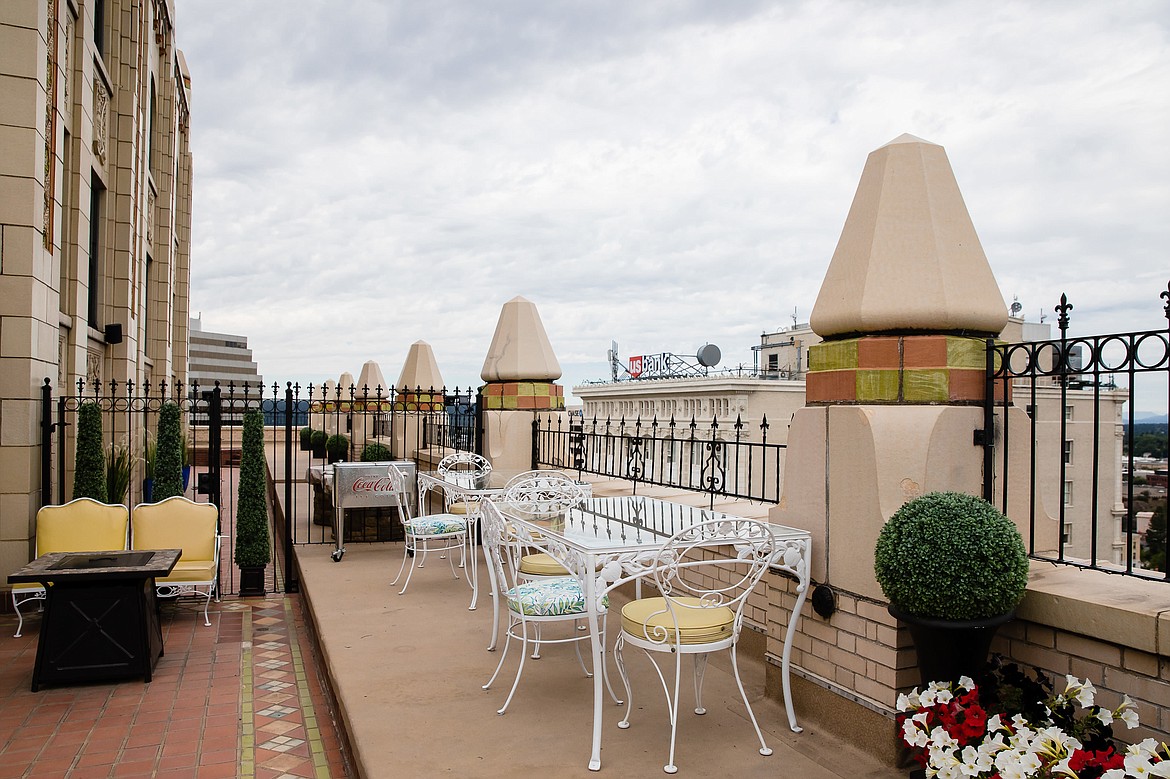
[360,442,392,462]
[326,434,349,463]
[874,491,1029,622]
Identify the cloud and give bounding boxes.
[177,0,1170,411]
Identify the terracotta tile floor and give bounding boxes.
[0,595,352,778]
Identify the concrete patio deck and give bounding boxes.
[296,536,901,778]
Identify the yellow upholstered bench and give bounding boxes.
[132,497,222,626]
[11,498,130,637]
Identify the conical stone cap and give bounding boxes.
[396,341,445,391]
[481,296,562,382]
[356,360,388,394]
[810,134,1007,338]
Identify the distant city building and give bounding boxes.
[578,314,1131,567]
[188,316,264,391]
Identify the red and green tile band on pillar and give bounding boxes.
[393,391,443,412]
[481,382,565,410]
[806,334,1008,405]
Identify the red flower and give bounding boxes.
[1068,747,1125,778]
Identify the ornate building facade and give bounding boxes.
[0,0,193,578]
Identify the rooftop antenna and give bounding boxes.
[1039,308,1047,324]
[791,307,798,327]
[1009,296,1022,318]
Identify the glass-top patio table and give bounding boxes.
[495,494,811,772]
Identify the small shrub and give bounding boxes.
[152,402,184,501]
[72,402,107,502]
[360,442,392,462]
[106,442,133,504]
[235,410,271,568]
[310,429,327,454]
[326,434,349,463]
[300,426,314,449]
[874,491,1028,621]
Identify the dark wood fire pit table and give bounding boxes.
[7,548,181,691]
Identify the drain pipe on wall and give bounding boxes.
[811,406,837,618]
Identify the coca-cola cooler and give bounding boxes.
[330,461,416,562]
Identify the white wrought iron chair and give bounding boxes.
[12,498,130,637]
[613,518,778,774]
[479,496,620,715]
[486,470,586,652]
[389,463,469,595]
[503,470,583,583]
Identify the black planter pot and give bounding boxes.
[889,605,1014,687]
[238,565,268,597]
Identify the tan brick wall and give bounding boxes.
[995,618,1170,743]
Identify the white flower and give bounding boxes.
[1124,752,1169,777]
[902,718,929,748]
[1096,707,1115,726]
[1128,739,1160,757]
[957,675,975,691]
[1116,696,1140,729]
[1066,677,1096,708]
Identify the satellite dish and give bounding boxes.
[696,344,721,368]
[1009,296,1022,317]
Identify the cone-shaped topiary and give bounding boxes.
[874,491,1029,621]
[72,402,107,501]
[152,401,184,502]
[360,442,392,462]
[235,409,271,568]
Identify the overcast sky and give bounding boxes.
[176,0,1169,414]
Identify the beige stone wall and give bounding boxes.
[1,0,193,579]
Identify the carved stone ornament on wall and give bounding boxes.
[58,333,67,389]
[63,18,72,102]
[87,347,102,390]
[146,188,155,244]
[92,80,109,164]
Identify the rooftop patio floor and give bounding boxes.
[1,510,902,778]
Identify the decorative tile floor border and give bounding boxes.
[0,594,350,778]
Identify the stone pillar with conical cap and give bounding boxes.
[479,296,566,474]
[351,360,389,452]
[393,341,446,460]
[765,135,1039,759]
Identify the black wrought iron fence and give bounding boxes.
[38,379,481,595]
[984,282,1170,581]
[533,413,786,509]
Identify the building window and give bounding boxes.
[1062,523,1073,545]
[1063,440,1073,465]
[767,354,778,373]
[93,0,105,57]
[1064,405,1074,421]
[87,173,105,327]
[1063,480,1073,507]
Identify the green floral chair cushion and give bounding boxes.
[404,515,467,536]
[506,576,609,617]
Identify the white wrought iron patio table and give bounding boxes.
[496,494,811,772]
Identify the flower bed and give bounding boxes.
[897,662,1168,778]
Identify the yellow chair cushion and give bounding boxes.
[158,559,217,584]
[621,597,735,645]
[37,499,129,554]
[132,498,219,563]
[447,500,480,515]
[519,552,570,577]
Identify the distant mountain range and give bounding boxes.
[1134,412,1169,424]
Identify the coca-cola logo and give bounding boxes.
[351,477,395,494]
